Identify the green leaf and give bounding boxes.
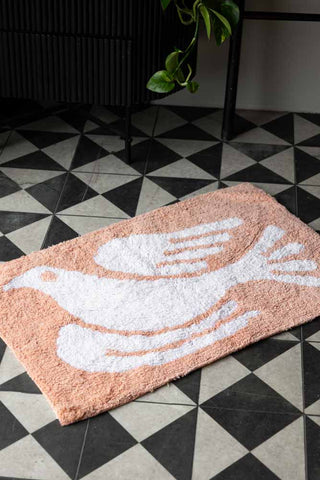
[147,70,175,93]
[187,81,199,93]
[220,0,239,30]
[160,0,172,10]
[200,5,211,39]
[210,9,232,35]
[165,51,181,73]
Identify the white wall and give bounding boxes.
[156,0,320,112]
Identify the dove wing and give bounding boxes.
[94,217,243,276]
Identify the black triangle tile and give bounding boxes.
[306,416,320,480]
[188,143,223,178]
[33,419,88,479]
[174,369,201,404]
[298,112,320,127]
[144,140,182,174]
[298,133,320,147]
[71,135,109,169]
[108,119,146,137]
[202,374,300,415]
[0,211,49,234]
[262,113,294,144]
[223,163,291,184]
[212,453,279,480]
[42,216,78,248]
[0,338,6,363]
[202,405,299,450]
[233,114,257,136]
[26,174,68,213]
[149,176,213,198]
[229,142,289,162]
[274,186,297,215]
[17,129,77,149]
[0,372,41,394]
[167,106,218,123]
[77,413,137,479]
[56,174,97,212]
[297,187,320,224]
[1,150,66,171]
[1,98,44,124]
[303,316,320,340]
[158,123,218,141]
[303,342,320,409]
[103,177,143,217]
[115,138,151,174]
[0,236,24,261]
[233,338,297,371]
[142,408,197,480]
[0,402,29,449]
[58,109,88,133]
[295,148,320,183]
[0,173,21,198]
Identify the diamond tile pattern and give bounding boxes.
[0,102,320,479]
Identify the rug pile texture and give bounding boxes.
[0,183,320,425]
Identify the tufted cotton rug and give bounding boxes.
[1,183,320,425]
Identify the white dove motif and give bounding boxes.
[3,218,320,373]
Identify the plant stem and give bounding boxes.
[172,9,200,78]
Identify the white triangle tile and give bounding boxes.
[300,173,320,186]
[222,181,292,196]
[309,218,320,231]
[311,341,320,351]
[1,167,62,188]
[21,115,78,133]
[233,127,290,145]
[153,107,187,136]
[149,158,215,180]
[157,138,216,158]
[0,435,70,480]
[0,131,38,164]
[220,144,255,178]
[86,134,145,153]
[179,181,218,201]
[7,216,52,254]
[109,402,194,442]
[255,343,303,410]
[305,399,320,415]
[297,146,320,159]
[0,347,25,384]
[193,111,223,139]
[192,409,247,480]
[294,114,320,144]
[132,106,158,136]
[82,444,175,480]
[0,190,51,213]
[237,110,286,126]
[260,147,295,183]
[58,195,129,218]
[90,105,120,124]
[43,135,80,170]
[305,330,320,341]
[308,415,320,427]
[57,215,121,236]
[136,382,195,405]
[253,417,305,480]
[0,392,56,432]
[73,154,140,175]
[83,120,99,133]
[136,177,176,215]
[299,185,320,199]
[73,172,136,194]
[199,356,250,404]
[272,331,299,341]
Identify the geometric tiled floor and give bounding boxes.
[0,100,319,479]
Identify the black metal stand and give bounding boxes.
[221,0,245,141]
[221,7,320,140]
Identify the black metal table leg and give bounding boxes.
[221,0,245,141]
[124,105,132,164]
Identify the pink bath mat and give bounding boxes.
[0,183,320,425]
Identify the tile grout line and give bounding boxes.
[74,419,90,480]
